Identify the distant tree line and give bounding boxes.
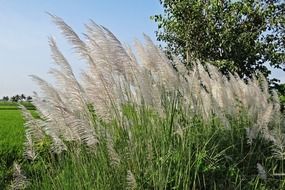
[1,94,32,102]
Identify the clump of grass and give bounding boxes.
[19,15,285,189]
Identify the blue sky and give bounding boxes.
[0,0,284,97]
[0,0,163,97]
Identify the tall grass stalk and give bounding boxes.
[18,15,285,189]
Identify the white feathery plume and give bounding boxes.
[271,126,285,160]
[23,133,37,161]
[258,73,269,98]
[49,37,87,109]
[106,132,120,167]
[30,76,78,140]
[257,104,273,130]
[228,73,243,102]
[126,170,137,190]
[48,68,85,111]
[187,64,201,107]
[32,98,77,149]
[101,24,138,79]
[257,163,267,180]
[19,104,45,141]
[49,38,99,147]
[28,17,285,163]
[83,24,126,117]
[272,142,285,160]
[31,92,53,119]
[31,95,69,149]
[134,39,153,71]
[173,56,188,76]
[206,63,226,109]
[50,137,67,155]
[200,89,212,120]
[206,63,222,83]
[221,76,236,114]
[31,73,98,148]
[85,22,120,74]
[142,34,179,88]
[272,90,281,117]
[49,14,91,61]
[85,20,138,90]
[69,115,99,148]
[81,72,112,119]
[10,162,28,189]
[41,119,68,155]
[29,75,70,115]
[246,126,259,144]
[49,37,75,77]
[19,104,44,161]
[197,63,211,92]
[30,93,77,142]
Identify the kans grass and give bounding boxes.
[3,15,285,189]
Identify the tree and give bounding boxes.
[152,0,285,79]
[26,96,32,102]
[274,83,285,112]
[20,94,26,101]
[11,96,16,102]
[2,96,9,101]
[11,95,20,102]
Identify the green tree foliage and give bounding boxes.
[26,96,32,102]
[2,96,9,101]
[152,0,285,79]
[274,83,285,112]
[10,94,29,102]
[20,94,26,101]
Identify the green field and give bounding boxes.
[0,110,24,153]
[0,102,30,188]
[0,101,35,110]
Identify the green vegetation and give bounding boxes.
[0,101,35,110]
[0,102,36,189]
[275,83,285,112]
[1,14,285,189]
[152,0,285,79]
[2,16,282,189]
[0,103,24,188]
[22,103,285,189]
